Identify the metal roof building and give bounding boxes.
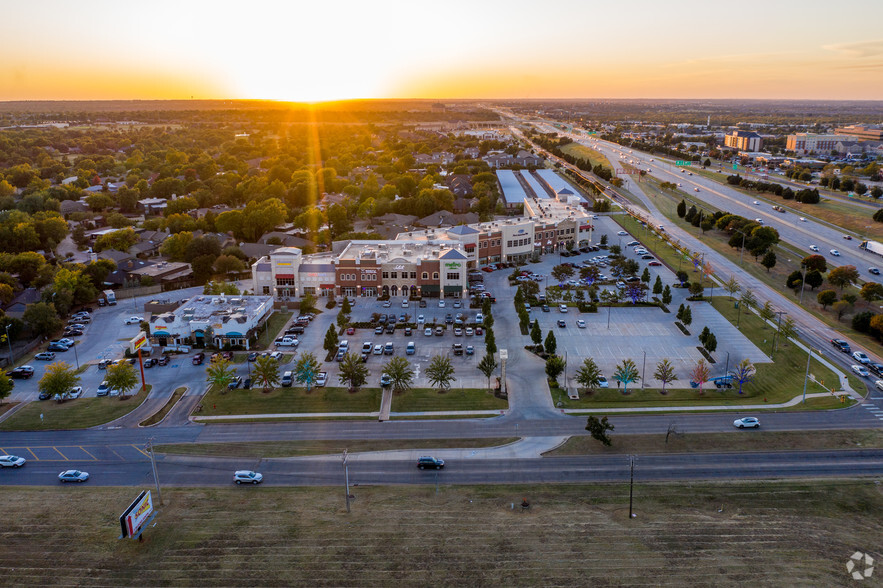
[496,170,527,208]
[518,170,550,199]
[535,169,585,202]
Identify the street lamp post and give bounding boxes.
[641,350,646,389]
[4,324,12,365]
[771,311,786,358]
[802,346,814,403]
[343,449,351,513]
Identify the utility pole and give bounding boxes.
[342,449,351,513]
[628,455,635,519]
[145,438,163,506]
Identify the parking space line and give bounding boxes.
[51,447,69,460]
[79,446,97,460]
[107,446,126,461]
[131,444,151,458]
[25,447,39,460]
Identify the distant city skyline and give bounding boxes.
[2,0,881,102]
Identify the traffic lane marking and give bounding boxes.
[54,446,97,461]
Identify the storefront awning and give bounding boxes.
[443,285,462,293]
[421,285,440,293]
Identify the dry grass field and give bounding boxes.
[1,482,880,586]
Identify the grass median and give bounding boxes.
[3,482,881,586]
[199,384,382,416]
[545,429,883,456]
[155,438,518,458]
[140,387,186,426]
[0,386,150,431]
[391,387,508,412]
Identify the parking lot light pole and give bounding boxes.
[343,449,351,513]
[802,347,813,404]
[641,350,646,389]
[4,324,12,365]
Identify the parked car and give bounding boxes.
[316,372,327,387]
[143,358,156,368]
[157,355,170,366]
[373,344,383,355]
[577,320,586,328]
[228,375,243,389]
[417,456,445,470]
[47,343,68,352]
[733,417,760,429]
[269,352,283,361]
[384,342,394,355]
[124,316,143,325]
[559,304,568,313]
[243,377,252,389]
[192,352,205,365]
[597,376,609,388]
[418,300,427,308]
[281,371,293,387]
[424,327,433,337]
[233,470,263,485]
[406,342,416,355]
[35,352,55,361]
[247,352,259,362]
[465,345,474,356]
[380,374,392,387]
[58,469,89,483]
[66,386,83,399]
[97,381,111,396]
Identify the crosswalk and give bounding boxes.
[861,403,883,421]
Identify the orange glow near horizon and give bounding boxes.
[1,1,881,102]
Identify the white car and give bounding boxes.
[617,231,628,236]
[577,320,586,328]
[733,417,760,429]
[401,300,409,308]
[438,300,445,308]
[269,351,283,361]
[417,315,425,324]
[830,249,841,256]
[0,454,26,467]
[67,386,83,399]
[809,245,819,252]
[382,300,391,308]
[753,201,759,205]
[799,217,806,222]
[597,376,609,388]
[475,313,484,323]
[58,469,89,483]
[559,304,568,313]
[853,351,870,364]
[424,327,433,337]
[233,470,263,485]
[124,316,143,325]
[851,364,870,378]
[875,380,883,392]
[754,218,764,224]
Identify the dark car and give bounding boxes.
[47,343,68,352]
[404,327,413,336]
[39,390,52,401]
[192,352,205,365]
[418,299,427,308]
[290,325,305,335]
[869,362,883,377]
[243,377,252,389]
[7,366,35,379]
[228,375,243,389]
[157,355,170,366]
[143,358,156,368]
[247,352,259,362]
[385,324,395,334]
[831,339,851,353]
[417,456,445,470]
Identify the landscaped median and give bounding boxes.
[193,384,508,421]
[140,386,187,426]
[0,386,151,431]
[553,294,852,411]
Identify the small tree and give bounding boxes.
[38,361,80,403]
[760,250,777,272]
[575,357,601,392]
[300,292,317,314]
[641,268,651,284]
[860,282,883,307]
[780,316,797,341]
[704,332,717,353]
[530,320,542,345]
[682,305,692,326]
[337,352,369,392]
[732,359,755,394]
[699,326,710,346]
[740,288,757,310]
[817,289,837,309]
[205,358,236,392]
[613,359,640,394]
[662,285,672,305]
[676,303,685,321]
[106,361,139,398]
[0,372,13,404]
[485,326,497,355]
[545,355,565,383]
[383,356,414,393]
[832,300,851,320]
[652,276,663,295]
[551,264,574,282]
[323,324,339,354]
[585,416,615,446]
[805,270,824,290]
[690,359,710,395]
[252,356,280,392]
[336,311,350,329]
[759,300,775,323]
[653,359,678,394]
[544,330,557,355]
[426,354,455,392]
[340,296,352,315]
[294,352,321,391]
[723,276,741,299]
[477,353,498,391]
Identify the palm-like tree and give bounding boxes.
[382,356,414,393]
[295,352,321,392]
[613,359,640,394]
[251,356,280,393]
[653,358,677,395]
[426,354,455,392]
[477,354,498,391]
[337,352,368,393]
[205,358,236,392]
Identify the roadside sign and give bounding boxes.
[675,161,692,166]
[733,163,738,170]
[129,332,148,354]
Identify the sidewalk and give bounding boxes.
[193,409,505,421]
[562,391,852,414]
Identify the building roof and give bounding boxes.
[4,287,41,311]
[447,224,480,236]
[337,240,467,264]
[496,170,528,204]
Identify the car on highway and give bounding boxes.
[124,316,143,325]
[843,235,852,240]
[799,217,807,222]
[59,469,89,483]
[809,245,819,252]
[417,456,445,470]
[694,187,700,192]
[831,339,851,353]
[753,201,759,205]
[830,249,841,256]
[233,470,263,485]
[0,454,26,467]
[733,417,760,429]
[35,351,55,361]
[870,268,881,276]
[851,365,871,378]
[617,231,628,236]
[853,351,870,364]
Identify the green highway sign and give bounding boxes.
[733,163,738,170]
[675,161,692,166]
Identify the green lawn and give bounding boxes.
[0,386,150,431]
[155,438,518,458]
[140,387,186,426]
[391,387,508,412]
[199,384,382,416]
[559,143,613,171]
[255,311,292,348]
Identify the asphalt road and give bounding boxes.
[4,447,883,487]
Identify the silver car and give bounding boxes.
[0,455,26,467]
[234,470,263,485]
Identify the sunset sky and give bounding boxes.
[2,0,881,102]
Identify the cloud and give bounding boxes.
[822,39,883,58]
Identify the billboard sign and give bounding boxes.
[119,490,154,539]
[675,161,692,166]
[129,332,148,354]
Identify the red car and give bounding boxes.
[648,261,662,266]
[481,267,493,273]
[346,327,355,335]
